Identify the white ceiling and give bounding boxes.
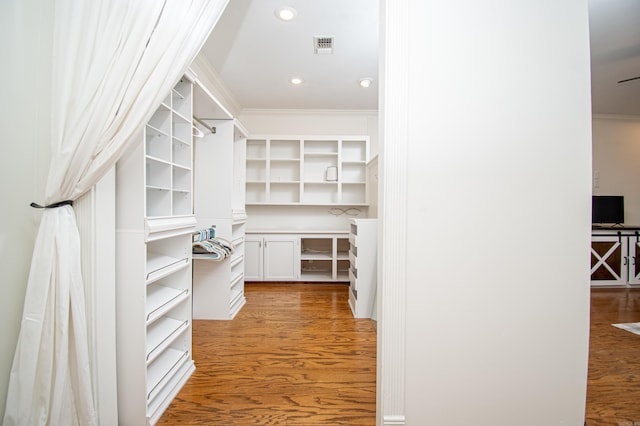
[589,0,640,115]
[199,0,640,115]
[199,0,378,110]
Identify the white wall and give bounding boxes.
[393,0,592,424]
[0,0,53,419]
[592,115,640,224]
[239,109,379,231]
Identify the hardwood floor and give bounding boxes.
[586,288,640,426]
[158,284,640,425]
[157,282,377,425]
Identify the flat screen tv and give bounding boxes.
[592,195,624,224]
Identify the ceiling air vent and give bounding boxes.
[314,36,334,55]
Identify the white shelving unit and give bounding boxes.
[300,234,350,281]
[245,136,369,206]
[348,218,377,318]
[192,80,248,319]
[116,73,197,425]
[244,231,349,282]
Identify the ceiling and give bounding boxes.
[199,0,640,115]
[589,0,640,115]
[198,0,378,110]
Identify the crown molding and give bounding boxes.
[240,108,379,116]
[191,54,242,117]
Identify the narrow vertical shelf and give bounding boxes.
[116,73,196,426]
[348,219,377,318]
[192,87,248,320]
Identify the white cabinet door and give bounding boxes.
[263,236,299,281]
[244,237,263,281]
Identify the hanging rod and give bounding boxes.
[193,116,216,134]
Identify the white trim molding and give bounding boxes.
[592,113,640,122]
[377,0,408,424]
[75,167,118,425]
[383,415,407,426]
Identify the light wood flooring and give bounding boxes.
[158,284,640,425]
[157,282,377,425]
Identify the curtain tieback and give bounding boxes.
[30,200,74,209]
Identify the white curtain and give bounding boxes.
[3,0,228,424]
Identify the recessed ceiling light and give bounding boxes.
[358,78,373,88]
[290,77,303,85]
[275,6,297,21]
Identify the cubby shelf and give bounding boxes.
[245,136,369,206]
[116,73,196,425]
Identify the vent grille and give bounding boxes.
[314,36,334,54]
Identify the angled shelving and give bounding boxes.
[116,73,196,425]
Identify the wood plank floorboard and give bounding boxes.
[586,288,640,426]
[157,282,376,425]
[159,284,640,425]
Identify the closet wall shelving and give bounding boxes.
[245,136,370,206]
[300,234,350,281]
[348,218,378,318]
[116,72,197,425]
[244,231,350,282]
[192,79,248,320]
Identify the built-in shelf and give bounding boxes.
[245,136,369,206]
[116,73,196,425]
[192,96,248,320]
[245,232,349,282]
[146,317,189,365]
[348,219,377,318]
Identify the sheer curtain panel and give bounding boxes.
[3,0,228,424]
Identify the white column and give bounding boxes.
[377,0,409,424]
[76,168,118,425]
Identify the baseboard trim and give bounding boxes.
[383,415,406,425]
